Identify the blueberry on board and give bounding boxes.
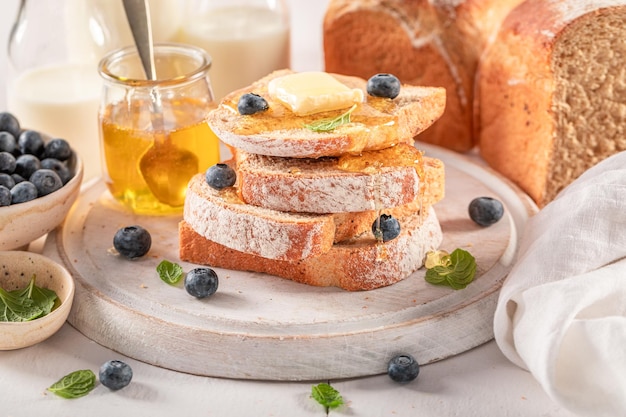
[205,163,236,190]
[41,158,72,184]
[468,196,504,227]
[184,267,219,299]
[0,151,16,174]
[387,354,420,383]
[10,181,37,204]
[0,112,21,138]
[0,173,15,189]
[367,73,401,99]
[15,154,41,179]
[30,169,63,196]
[237,93,269,115]
[372,214,401,242]
[99,360,133,391]
[0,131,16,154]
[0,185,11,206]
[113,225,152,259]
[18,130,45,156]
[44,138,72,161]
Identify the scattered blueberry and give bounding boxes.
[184,267,219,298]
[18,130,45,157]
[99,360,133,391]
[44,138,72,161]
[14,154,41,178]
[387,354,420,383]
[468,196,504,227]
[0,186,11,206]
[10,181,38,204]
[0,131,16,154]
[367,73,401,99]
[0,173,15,189]
[237,93,269,115]
[0,112,21,138]
[372,214,401,242]
[0,151,16,174]
[205,163,236,190]
[41,158,72,184]
[30,169,63,196]
[113,225,152,259]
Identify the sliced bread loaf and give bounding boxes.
[208,69,446,158]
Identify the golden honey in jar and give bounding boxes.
[98,44,220,215]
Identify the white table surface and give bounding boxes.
[0,1,578,416]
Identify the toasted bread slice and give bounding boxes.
[208,69,446,158]
[179,206,442,291]
[237,152,444,213]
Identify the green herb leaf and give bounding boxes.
[425,248,477,290]
[311,382,344,412]
[0,275,58,322]
[304,104,357,132]
[157,260,184,285]
[47,369,96,399]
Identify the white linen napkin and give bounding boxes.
[494,151,626,417]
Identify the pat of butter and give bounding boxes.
[268,72,364,116]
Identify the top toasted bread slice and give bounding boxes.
[208,69,446,158]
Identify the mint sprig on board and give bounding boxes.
[424,248,477,290]
[47,369,96,399]
[311,382,344,413]
[304,104,357,132]
[157,260,184,285]
[0,275,58,322]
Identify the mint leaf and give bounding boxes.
[47,369,96,399]
[0,275,58,322]
[311,382,344,412]
[304,104,357,132]
[425,248,477,290]
[157,260,184,285]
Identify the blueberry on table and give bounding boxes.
[99,360,133,391]
[15,154,41,178]
[18,130,45,157]
[237,93,269,115]
[30,169,63,196]
[113,225,152,259]
[44,138,72,161]
[0,112,21,139]
[367,73,401,99]
[468,196,504,226]
[184,267,219,299]
[372,214,401,242]
[387,354,420,383]
[0,151,16,174]
[10,181,38,204]
[0,131,16,154]
[205,163,236,190]
[0,185,11,206]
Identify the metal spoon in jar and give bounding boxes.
[122,0,198,207]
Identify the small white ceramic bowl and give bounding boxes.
[0,154,83,251]
[0,250,75,350]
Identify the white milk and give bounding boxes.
[7,63,102,181]
[178,6,290,100]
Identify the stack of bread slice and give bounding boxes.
[179,70,448,291]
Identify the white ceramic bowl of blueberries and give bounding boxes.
[0,112,83,250]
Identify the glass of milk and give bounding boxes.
[177,0,291,101]
[6,0,183,182]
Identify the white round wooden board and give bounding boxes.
[43,143,537,381]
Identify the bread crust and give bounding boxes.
[179,207,443,291]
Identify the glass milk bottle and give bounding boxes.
[177,0,291,101]
[6,0,183,182]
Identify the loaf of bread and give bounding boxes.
[476,0,626,207]
[323,0,523,152]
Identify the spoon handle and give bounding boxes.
[122,0,157,81]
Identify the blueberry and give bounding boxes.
[237,93,269,115]
[0,112,21,138]
[205,163,236,190]
[0,173,15,189]
[10,181,37,204]
[44,138,72,161]
[11,173,26,185]
[387,354,420,383]
[99,360,133,391]
[0,151,16,174]
[0,131,16,154]
[372,214,401,242]
[468,196,504,227]
[30,169,63,196]
[367,73,401,99]
[184,267,219,298]
[0,186,11,206]
[113,225,152,259]
[41,158,73,184]
[18,130,45,156]
[14,154,41,178]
